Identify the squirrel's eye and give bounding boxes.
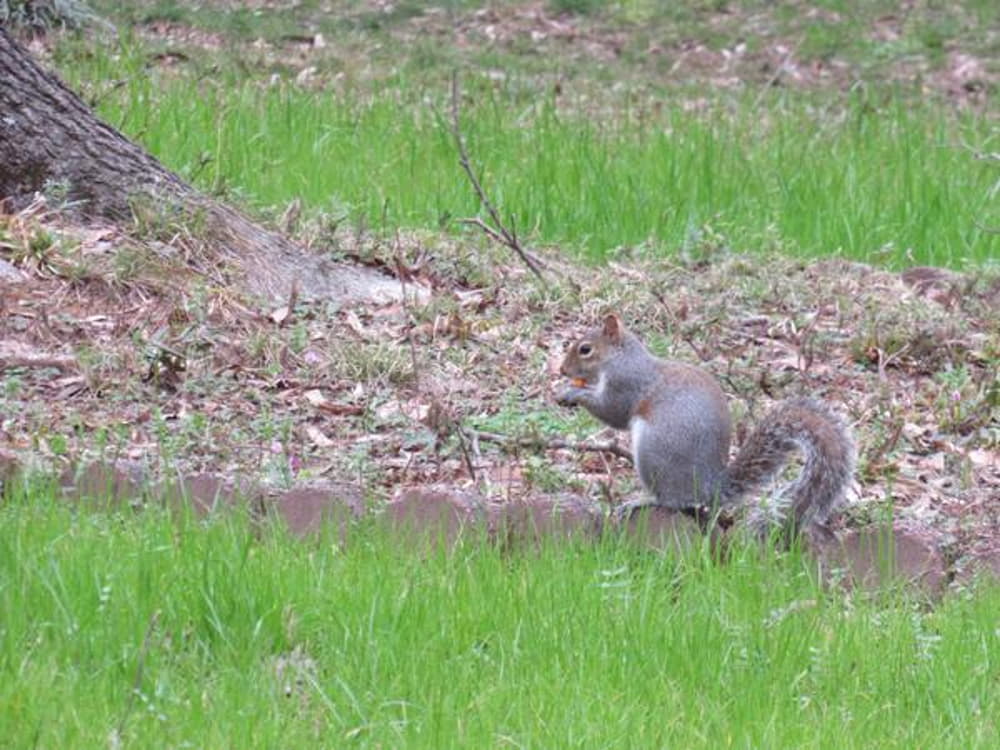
[578,343,593,356]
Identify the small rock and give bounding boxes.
[272,482,365,538]
[813,522,948,595]
[60,461,148,508]
[159,473,263,517]
[497,494,604,545]
[0,258,26,283]
[384,486,488,545]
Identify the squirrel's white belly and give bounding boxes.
[629,416,646,474]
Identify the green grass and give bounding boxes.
[55,36,998,271]
[3,485,1000,748]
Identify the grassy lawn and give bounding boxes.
[92,73,998,268]
[55,0,999,269]
[1,485,998,748]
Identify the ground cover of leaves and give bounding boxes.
[106,0,996,109]
[1,199,998,567]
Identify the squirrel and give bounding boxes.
[555,313,855,536]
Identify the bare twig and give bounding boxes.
[449,72,548,283]
[865,416,904,472]
[457,216,507,246]
[454,424,478,480]
[680,330,713,362]
[462,427,633,462]
[752,35,804,110]
[789,314,818,374]
[395,243,422,389]
[282,279,299,328]
[876,343,911,381]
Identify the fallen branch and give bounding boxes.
[0,341,77,371]
[462,427,633,462]
[449,72,548,284]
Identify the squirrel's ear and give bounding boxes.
[602,314,624,342]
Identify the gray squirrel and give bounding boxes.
[556,314,855,536]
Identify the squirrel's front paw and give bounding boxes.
[555,386,585,407]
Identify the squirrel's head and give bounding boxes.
[559,313,627,384]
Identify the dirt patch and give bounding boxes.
[84,0,997,110]
[440,2,627,63]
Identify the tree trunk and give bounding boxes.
[0,26,402,304]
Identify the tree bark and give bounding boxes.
[0,26,402,304]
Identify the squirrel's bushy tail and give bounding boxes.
[724,398,855,532]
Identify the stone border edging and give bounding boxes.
[0,458,991,596]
